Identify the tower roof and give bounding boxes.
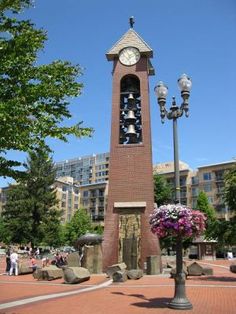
[106,28,153,61]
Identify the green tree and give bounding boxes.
[2,183,32,245]
[0,0,92,179]
[64,208,93,246]
[153,174,172,207]
[223,164,236,212]
[208,164,236,248]
[2,148,62,247]
[196,191,216,221]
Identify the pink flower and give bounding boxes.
[150,204,206,239]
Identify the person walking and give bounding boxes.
[9,250,19,276]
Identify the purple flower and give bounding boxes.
[150,204,206,239]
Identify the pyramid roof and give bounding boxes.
[106,28,153,61]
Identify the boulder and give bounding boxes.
[230,263,236,274]
[67,252,81,267]
[112,270,128,282]
[81,244,103,274]
[127,269,143,280]
[18,260,33,275]
[146,255,161,275]
[202,267,214,276]
[63,267,90,284]
[187,262,203,276]
[34,265,63,281]
[106,262,127,278]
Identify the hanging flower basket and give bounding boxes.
[150,204,206,239]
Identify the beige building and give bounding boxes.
[79,182,108,226]
[53,176,80,224]
[154,160,236,220]
[1,155,235,224]
[191,161,236,220]
[153,161,193,206]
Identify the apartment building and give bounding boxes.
[1,154,235,223]
[154,160,236,220]
[53,176,80,224]
[54,152,109,185]
[190,161,236,219]
[79,182,108,225]
[153,161,193,206]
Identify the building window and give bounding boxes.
[203,172,211,181]
[207,196,214,204]
[203,183,212,192]
[192,187,199,197]
[191,176,198,185]
[83,191,89,197]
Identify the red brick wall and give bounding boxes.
[103,57,160,270]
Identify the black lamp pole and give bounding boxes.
[154,74,193,310]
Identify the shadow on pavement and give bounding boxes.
[131,297,172,309]
[111,292,171,308]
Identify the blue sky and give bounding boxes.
[1,0,236,186]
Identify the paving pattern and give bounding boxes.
[0,257,235,314]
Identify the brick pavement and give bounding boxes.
[0,258,235,314]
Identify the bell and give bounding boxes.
[125,110,136,123]
[127,93,136,109]
[126,124,136,136]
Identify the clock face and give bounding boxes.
[119,47,140,66]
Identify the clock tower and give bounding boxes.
[103,20,160,271]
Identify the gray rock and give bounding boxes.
[146,255,161,275]
[106,262,127,278]
[112,270,128,282]
[34,265,63,281]
[187,262,203,276]
[81,244,103,274]
[127,269,143,280]
[67,252,81,267]
[18,260,34,275]
[63,267,90,284]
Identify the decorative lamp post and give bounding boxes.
[154,74,193,310]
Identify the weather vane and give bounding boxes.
[129,16,135,28]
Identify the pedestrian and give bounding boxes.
[30,256,37,272]
[9,249,19,276]
[5,248,11,275]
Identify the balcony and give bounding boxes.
[92,214,104,221]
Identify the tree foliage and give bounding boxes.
[1,183,32,244]
[196,191,216,221]
[2,148,62,247]
[63,208,93,246]
[153,174,172,207]
[0,0,92,179]
[223,164,236,212]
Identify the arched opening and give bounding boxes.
[119,75,142,144]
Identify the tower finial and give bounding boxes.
[129,16,135,28]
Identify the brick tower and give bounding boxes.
[103,22,160,271]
